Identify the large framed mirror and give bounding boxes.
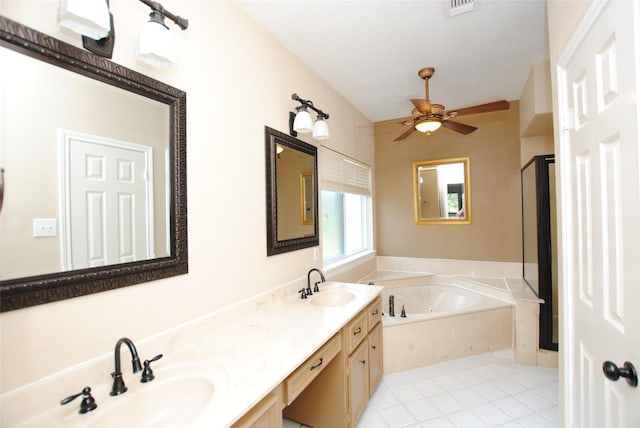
[413,157,471,224]
[265,126,318,255]
[0,17,188,311]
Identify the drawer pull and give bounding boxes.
[310,357,324,370]
[371,345,376,350]
[353,327,362,336]
[371,309,379,316]
[360,360,366,365]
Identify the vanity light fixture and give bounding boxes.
[57,0,188,65]
[291,93,330,140]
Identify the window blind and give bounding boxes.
[319,147,371,196]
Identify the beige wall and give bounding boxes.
[374,102,522,262]
[0,0,373,392]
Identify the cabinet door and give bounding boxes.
[368,322,383,396]
[348,340,369,426]
[232,389,282,428]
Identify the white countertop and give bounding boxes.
[6,282,382,428]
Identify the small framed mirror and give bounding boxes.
[265,126,318,255]
[413,157,471,224]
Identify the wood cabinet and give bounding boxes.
[232,386,283,428]
[270,295,384,428]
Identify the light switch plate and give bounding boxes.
[33,218,57,237]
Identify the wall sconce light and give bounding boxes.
[290,93,330,140]
[57,0,188,66]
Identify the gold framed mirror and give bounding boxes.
[413,157,471,224]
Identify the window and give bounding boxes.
[319,148,372,264]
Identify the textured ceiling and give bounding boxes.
[234,0,549,123]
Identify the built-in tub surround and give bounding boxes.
[370,274,515,373]
[0,281,382,427]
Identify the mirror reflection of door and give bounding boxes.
[300,172,314,225]
[275,146,314,240]
[63,131,155,269]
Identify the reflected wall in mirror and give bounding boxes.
[300,172,314,225]
[265,126,318,256]
[0,17,187,312]
[413,157,471,224]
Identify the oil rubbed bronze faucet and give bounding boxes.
[307,268,326,295]
[110,337,143,396]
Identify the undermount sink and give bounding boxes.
[311,287,360,307]
[84,363,226,427]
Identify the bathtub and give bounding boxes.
[366,275,515,373]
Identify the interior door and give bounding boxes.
[557,0,640,426]
[64,132,154,269]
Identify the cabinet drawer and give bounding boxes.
[284,332,342,405]
[367,297,382,330]
[345,310,368,355]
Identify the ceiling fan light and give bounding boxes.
[136,12,176,68]
[312,117,330,140]
[415,118,442,133]
[293,108,313,133]
[58,0,111,40]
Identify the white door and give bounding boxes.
[557,1,640,426]
[62,131,154,269]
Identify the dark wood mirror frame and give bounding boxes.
[265,126,318,256]
[0,17,188,312]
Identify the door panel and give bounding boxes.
[557,1,640,426]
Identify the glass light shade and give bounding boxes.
[136,15,176,68]
[415,118,442,133]
[312,118,330,140]
[58,0,111,40]
[293,109,313,133]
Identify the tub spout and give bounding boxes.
[389,295,395,317]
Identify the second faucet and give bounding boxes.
[307,268,326,296]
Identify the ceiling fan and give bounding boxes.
[394,67,510,141]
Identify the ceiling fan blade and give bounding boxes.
[442,120,477,135]
[393,126,417,142]
[446,100,510,117]
[411,98,431,114]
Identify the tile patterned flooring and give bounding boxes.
[356,351,558,428]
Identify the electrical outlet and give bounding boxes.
[33,218,57,238]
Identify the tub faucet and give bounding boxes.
[389,295,395,317]
[307,268,326,295]
[110,337,143,396]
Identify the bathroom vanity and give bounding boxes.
[0,282,383,428]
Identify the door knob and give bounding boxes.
[602,361,638,387]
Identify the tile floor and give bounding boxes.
[356,351,558,428]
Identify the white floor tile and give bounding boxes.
[419,416,456,427]
[492,377,528,395]
[390,384,423,403]
[517,413,556,428]
[447,409,489,428]
[470,402,512,427]
[428,392,466,415]
[450,387,487,407]
[359,353,558,428]
[513,390,555,412]
[404,398,443,421]
[378,404,418,428]
[492,396,535,419]
[413,378,446,397]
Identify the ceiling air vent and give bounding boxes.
[447,0,475,17]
